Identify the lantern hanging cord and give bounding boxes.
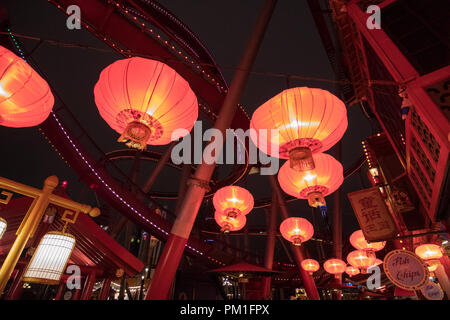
[0,31,401,87]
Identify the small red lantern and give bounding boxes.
[345,266,360,277]
[213,186,254,218]
[280,217,314,246]
[278,153,343,208]
[349,229,385,258]
[250,87,347,171]
[301,259,320,275]
[94,57,198,150]
[346,250,376,274]
[214,211,246,233]
[324,259,346,278]
[415,244,443,272]
[0,45,54,127]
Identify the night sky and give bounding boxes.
[0,1,374,260]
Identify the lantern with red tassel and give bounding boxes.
[94,57,198,150]
[0,45,53,127]
[301,259,320,275]
[278,153,343,208]
[214,211,246,233]
[279,217,314,246]
[213,186,254,218]
[324,259,346,279]
[250,87,347,171]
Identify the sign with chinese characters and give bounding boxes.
[420,281,444,300]
[383,250,429,291]
[347,187,398,241]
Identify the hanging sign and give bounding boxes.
[383,250,429,291]
[420,282,444,300]
[347,187,398,241]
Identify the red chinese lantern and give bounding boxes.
[345,266,360,277]
[346,250,376,274]
[250,87,347,171]
[279,217,314,246]
[213,186,254,218]
[371,258,383,268]
[0,45,53,127]
[277,153,343,208]
[214,211,246,233]
[349,229,386,258]
[415,244,443,261]
[94,57,198,150]
[301,259,320,275]
[324,259,346,278]
[415,244,443,272]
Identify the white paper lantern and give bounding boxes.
[23,231,75,285]
[0,217,6,239]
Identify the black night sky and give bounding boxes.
[0,1,376,260]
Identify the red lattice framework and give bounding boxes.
[342,0,449,221]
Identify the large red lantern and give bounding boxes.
[279,217,314,246]
[250,87,347,171]
[277,153,343,208]
[349,229,386,258]
[347,250,376,274]
[214,211,246,233]
[323,259,346,278]
[301,259,320,275]
[213,186,254,218]
[0,45,53,127]
[345,266,360,277]
[94,57,198,150]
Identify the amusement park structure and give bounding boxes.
[0,0,449,301]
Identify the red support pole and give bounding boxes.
[332,141,343,299]
[262,194,277,299]
[54,281,66,300]
[269,175,320,300]
[145,0,278,300]
[72,288,81,300]
[80,270,96,300]
[5,266,25,300]
[99,278,112,300]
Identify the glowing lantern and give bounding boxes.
[214,211,246,233]
[301,259,320,275]
[94,57,198,150]
[279,217,314,246]
[0,45,54,127]
[415,244,443,272]
[324,259,346,278]
[277,153,343,208]
[250,87,347,171]
[23,231,75,284]
[415,244,443,261]
[349,229,385,258]
[426,260,440,273]
[213,186,254,218]
[345,266,360,277]
[347,250,376,274]
[371,258,383,268]
[0,217,6,239]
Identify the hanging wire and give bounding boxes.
[0,31,401,87]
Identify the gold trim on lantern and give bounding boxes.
[23,231,76,285]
